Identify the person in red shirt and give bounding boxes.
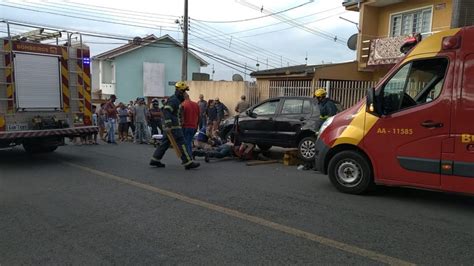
[182,92,200,156]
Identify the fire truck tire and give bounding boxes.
[328,150,374,194]
[23,143,58,153]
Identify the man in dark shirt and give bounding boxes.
[215,97,229,123]
[149,98,163,135]
[197,94,207,130]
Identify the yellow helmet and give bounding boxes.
[314,88,327,98]
[175,81,189,91]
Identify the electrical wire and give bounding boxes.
[202,11,347,39]
[0,3,181,33]
[14,0,304,66]
[3,1,304,67]
[64,0,178,19]
[192,0,314,23]
[237,0,347,45]
[190,21,301,66]
[33,1,178,26]
[190,6,344,40]
[190,21,297,65]
[1,20,254,76]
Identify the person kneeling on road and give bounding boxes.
[149,81,200,170]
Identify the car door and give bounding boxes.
[238,98,280,143]
[362,56,452,187]
[442,53,474,194]
[274,98,312,146]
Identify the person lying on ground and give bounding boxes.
[192,141,255,162]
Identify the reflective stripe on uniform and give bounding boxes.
[182,144,192,162]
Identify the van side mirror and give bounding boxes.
[246,109,257,118]
[366,87,380,116]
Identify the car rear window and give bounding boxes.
[282,99,304,114]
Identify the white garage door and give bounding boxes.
[14,53,61,109]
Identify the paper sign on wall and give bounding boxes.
[143,62,165,97]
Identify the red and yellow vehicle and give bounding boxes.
[315,26,474,195]
[0,22,97,152]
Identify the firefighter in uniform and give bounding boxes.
[314,88,338,124]
[149,81,200,170]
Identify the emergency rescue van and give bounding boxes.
[0,23,97,152]
[315,26,474,195]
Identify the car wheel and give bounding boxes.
[257,144,272,151]
[298,136,316,162]
[328,150,374,194]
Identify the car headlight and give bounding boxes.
[317,116,334,139]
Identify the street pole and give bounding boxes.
[181,0,189,81]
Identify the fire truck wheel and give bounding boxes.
[23,143,58,153]
[328,150,374,194]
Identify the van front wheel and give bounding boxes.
[328,150,373,194]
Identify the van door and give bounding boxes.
[363,57,451,187]
[442,54,474,194]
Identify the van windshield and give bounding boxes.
[380,57,448,115]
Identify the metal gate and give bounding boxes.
[253,79,377,110]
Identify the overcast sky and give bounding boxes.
[0,0,360,80]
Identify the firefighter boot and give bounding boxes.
[185,161,200,170]
[149,159,166,168]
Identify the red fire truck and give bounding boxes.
[0,22,97,152]
[315,27,474,195]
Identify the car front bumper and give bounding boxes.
[314,138,330,174]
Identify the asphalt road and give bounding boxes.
[1,142,473,265]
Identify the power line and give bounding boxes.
[192,0,314,23]
[189,30,278,68]
[190,20,301,66]
[190,6,343,40]
[3,1,282,67]
[21,0,300,66]
[238,0,347,45]
[65,0,177,19]
[4,1,304,67]
[39,1,178,26]
[189,27,282,68]
[1,20,254,77]
[204,11,347,40]
[0,3,181,33]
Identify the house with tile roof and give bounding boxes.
[91,34,208,103]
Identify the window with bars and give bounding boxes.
[390,7,432,37]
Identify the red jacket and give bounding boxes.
[182,100,200,129]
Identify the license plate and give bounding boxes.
[6,123,29,131]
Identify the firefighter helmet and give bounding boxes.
[175,81,189,91]
[314,88,327,98]
[151,98,159,104]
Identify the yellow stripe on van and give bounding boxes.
[332,104,379,147]
[402,28,461,63]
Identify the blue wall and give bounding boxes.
[114,39,202,103]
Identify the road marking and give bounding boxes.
[63,161,415,266]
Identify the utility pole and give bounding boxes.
[181,0,189,81]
